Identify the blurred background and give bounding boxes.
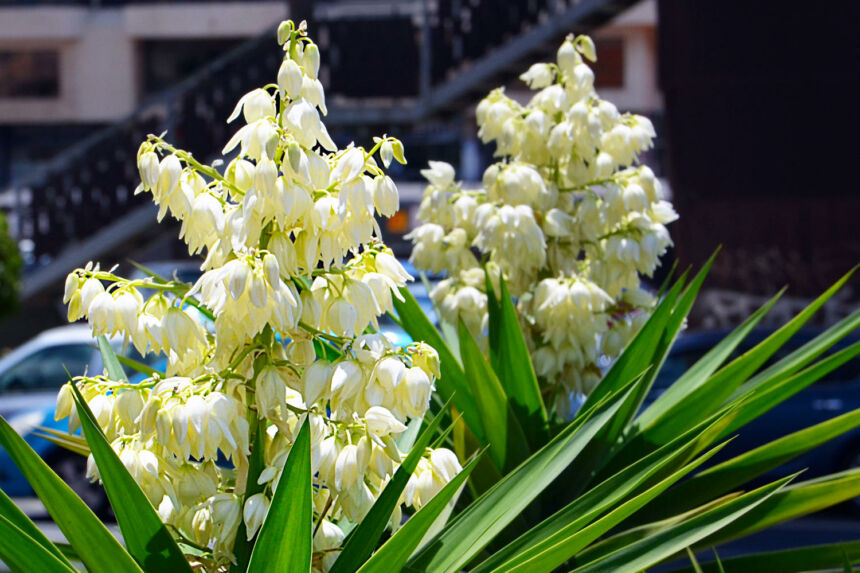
[0,0,859,558]
[1,0,859,344]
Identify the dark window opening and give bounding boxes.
[592,38,624,89]
[0,50,60,98]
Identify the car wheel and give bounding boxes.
[48,452,112,519]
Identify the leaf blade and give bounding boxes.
[330,405,449,573]
[489,274,547,448]
[458,319,530,472]
[0,513,76,573]
[248,417,312,573]
[357,454,480,573]
[406,378,642,573]
[0,487,73,568]
[70,383,193,573]
[0,415,142,573]
[662,541,860,573]
[647,407,860,520]
[97,335,128,382]
[393,286,485,442]
[571,476,793,573]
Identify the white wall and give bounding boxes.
[594,0,661,113]
[0,2,287,124]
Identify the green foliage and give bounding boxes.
[247,419,312,573]
[68,353,192,573]
[0,209,21,318]
[1,266,859,572]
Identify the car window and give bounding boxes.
[0,344,94,393]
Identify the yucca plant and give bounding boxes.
[1,265,859,572]
[1,18,859,573]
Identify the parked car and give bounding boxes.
[0,325,157,514]
[648,328,860,495]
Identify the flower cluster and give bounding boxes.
[409,35,677,417]
[58,21,459,572]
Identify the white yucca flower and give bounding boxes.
[410,33,677,401]
[58,20,457,566]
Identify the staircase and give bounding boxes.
[6,0,641,303]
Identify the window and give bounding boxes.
[592,38,624,89]
[0,344,94,393]
[0,50,60,98]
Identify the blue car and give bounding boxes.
[0,325,157,514]
[649,328,860,496]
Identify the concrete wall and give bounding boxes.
[594,0,661,113]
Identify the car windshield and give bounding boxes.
[0,344,94,393]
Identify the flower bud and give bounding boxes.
[380,140,394,168]
[557,38,580,74]
[520,63,554,89]
[243,493,269,540]
[302,43,320,79]
[63,273,81,304]
[138,151,160,190]
[254,156,278,198]
[365,406,407,436]
[373,176,399,217]
[277,21,291,45]
[302,360,333,406]
[325,298,358,337]
[278,59,303,99]
[54,384,74,421]
[262,253,281,287]
[576,34,597,62]
[409,342,440,378]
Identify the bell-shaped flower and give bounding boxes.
[243,493,269,540]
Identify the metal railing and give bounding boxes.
[9,30,281,267]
